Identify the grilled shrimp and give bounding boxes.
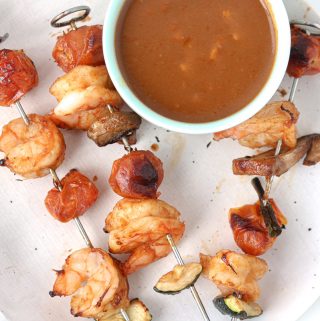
[50,65,114,101]
[50,248,129,318]
[49,65,122,130]
[200,250,268,302]
[105,198,182,231]
[105,198,185,275]
[122,235,181,275]
[109,216,184,254]
[213,101,300,149]
[0,114,65,178]
[49,106,111,131]
[53,86,121,117]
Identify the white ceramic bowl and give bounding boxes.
[103,0,291,134]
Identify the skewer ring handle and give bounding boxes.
[291,20,320,35]
[51,6,91,28]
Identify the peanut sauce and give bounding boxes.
[117,0,276,123]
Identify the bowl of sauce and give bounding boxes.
[103,0,290,134]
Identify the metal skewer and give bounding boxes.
[290,20,320,36]
[51,6,90,29]
[15,101,30,125]
[51,6,134,154]
[119,310,131,321]
[113,109,211,320]
[115,122,210,319]
[263,77,299,202]
[263,20,320,202]
[14,101,130,320]
[13,102,93,248]
[49,168,93,248]
[166,234,211,321]
[106,104,210,319]
[51,7,132,321]
[50,168,129,320]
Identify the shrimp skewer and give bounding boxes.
[107,145,211,320]
[166,234,211,321]
[49,66,123,131]
[263,77,299,202]
[10,78,132,321]
[6,95,96,248]
[259,22,320,202]
[49,7,136,320]
[0,114,66,178]
[50,248,130,318]
[105,198,185,274]
[200,249,268,318]
[0,44,97,255]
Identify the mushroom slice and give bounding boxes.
[233,134,320,177]
[304,135,320,166]
[87,111,141,147]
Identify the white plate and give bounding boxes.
[0,1,319,321]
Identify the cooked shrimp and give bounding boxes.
[49,86,122,130]
[54,86,122,117]
[0,114,65,178]
[105,198,185,275]
[50,248,129,318]
[109,216,185,254]
[105,198,181,231]
[200,250,268,302]
[49,106,111,131]
[122,235,181,275]
[49,66,122,130]
[50,65,114,102]
[213,101,300,149]
[45,169,99,223]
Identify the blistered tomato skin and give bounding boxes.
[229,200,287,256]
[45,169,99,223]
[109,150,164,199]
[0,49,38,106]
[52,25,104,72]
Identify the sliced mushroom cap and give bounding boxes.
[233,134,320,177]
[87,111,142,147]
